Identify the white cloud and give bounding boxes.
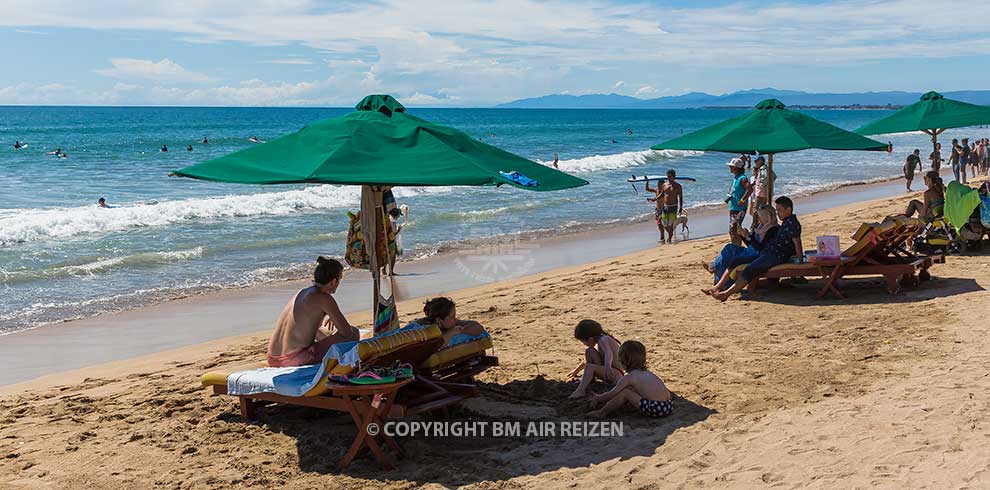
[1,0,988,104]
[96,58,215,83]
[634,85,657,97]
[259,58,313,65]
[613,81,625,89]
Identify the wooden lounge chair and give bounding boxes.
[728,216,942,298]
[201,325,497,469]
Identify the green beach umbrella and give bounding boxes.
[855,91,990,166]
[173,95,587,334]
[651,98,889,199]
[173,94,587,191]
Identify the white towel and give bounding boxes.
[227,323,434,396]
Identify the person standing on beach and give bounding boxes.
[266,257,359,367]
[904,149,922,192]
[749,155,771,224]
[958,138,970,184]
[969,141,983,177]
[929,142,942,171]
[726,158,751,246]
[949,139,961,182]
[657,169,683,244]
[645,179,667,243]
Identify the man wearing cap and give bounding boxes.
[726,157,752,245]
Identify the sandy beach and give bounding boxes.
[3,179,990,489]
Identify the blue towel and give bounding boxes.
[499,170,538,187]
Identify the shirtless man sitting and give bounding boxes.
[266,257,359,367]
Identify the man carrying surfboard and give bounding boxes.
[645,169,684,244]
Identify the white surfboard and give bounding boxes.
[626,175,697,183]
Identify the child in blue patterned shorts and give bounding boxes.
[588,340,672,418]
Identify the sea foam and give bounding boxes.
[0,185,442,246]
[537,149,702,173]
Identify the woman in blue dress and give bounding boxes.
[703,205,778,292]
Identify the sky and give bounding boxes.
[0,0,988,107]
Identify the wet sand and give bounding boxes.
[2,177,989,489]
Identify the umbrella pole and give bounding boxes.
[359,186,381,334]
[767,153,775,202]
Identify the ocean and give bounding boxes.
[0,106,969,334]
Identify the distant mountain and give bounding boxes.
[496,88,990,109]
[495,93,641,109]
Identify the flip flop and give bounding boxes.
[391,362,413,379]
[348,369,396,385]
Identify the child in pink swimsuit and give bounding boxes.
[567,319,624,399]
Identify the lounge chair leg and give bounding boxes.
[239,396,257,421]
[884,274,901,295]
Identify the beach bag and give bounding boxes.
[814,235,840,260]
[344,211,397,270]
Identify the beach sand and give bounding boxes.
[2,182,990,489]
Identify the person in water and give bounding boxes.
[266,257,359,367]
[13,141,23,149]
[161,145,168,152]
[903,171,945,219]
[98,197,110,208]
[186,145,193,151]
[202,137,209,144]
[552,152,559,169]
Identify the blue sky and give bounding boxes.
[0,0,988,106]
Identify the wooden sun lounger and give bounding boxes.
[203,333,498,469]
[211,377,411,470]
[731,216,943,299]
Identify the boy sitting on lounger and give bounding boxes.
[267,257,359,367]
[712,196,803,302]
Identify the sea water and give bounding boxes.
[0,106,975,333]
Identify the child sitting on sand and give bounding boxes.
[567,319,623,399]
[414,297,485,347]
[588,340,672,418]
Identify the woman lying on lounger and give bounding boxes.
[415,297,485,347]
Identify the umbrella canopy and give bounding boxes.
[172,94,588,191]
[855,91,990,136]
[172,95,586,336]
[651,99,888,199]
[652,98,889,154]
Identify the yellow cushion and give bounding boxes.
[201,372,228,387]
[200,325,442,396]
[420,335,493,370]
